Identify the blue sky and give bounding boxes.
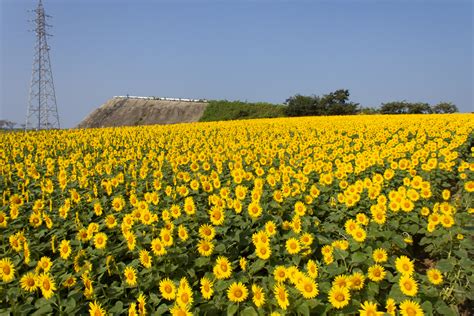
[1,0,472,128]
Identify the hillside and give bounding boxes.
[77,97,208,128]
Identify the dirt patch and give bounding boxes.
[77,98,208,128]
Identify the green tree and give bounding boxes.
[432,102,459,114]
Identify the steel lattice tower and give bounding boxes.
[26,0,60,130]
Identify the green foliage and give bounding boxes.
[199,100,286,122]
[285,89,359,117]
[380,101,459,114]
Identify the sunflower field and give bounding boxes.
[0,114,473,316]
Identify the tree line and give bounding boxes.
[285,89,459,117]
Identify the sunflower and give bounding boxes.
[209,207,225,225]
[368,264,386,282]
[213,256,232,279]
[247,202,262,219]
[294,201,306,216]
[200,277,214,299]
[20,272,37,292]
[227,282,248,303]
[178,225,189,241]
[151,238,167,256]
[255,242,271,260]
[58,239,72,260]
[274,283,289,310]
[372,248,388,263]
[63,276,76,288]
[36,273,56,299]
[349,272,365,290]
[307,259,319,279]
[273,266,288,282]
[0,257,15,283]
[352,227,367,242]
[386,298,396,315]
[297,276,319,299]
[198,224,216,241]
[328,286,350,309]
[160,229,174,247]
[128,303,138,316]
[251,284,265,308]
[197,239,214,257]
[300,232,313,247]
[359,301,383,316]
[176,285,193,308]
[399,274,418,296]
[92,232,107,250]
[136,292,146,315]
[124,266,137,287]
[139,249,152,268]
[426,268,443,285]
[395,255,414,275]
[170,304,192,316]
[265,221,277,236]
[159,278,176,300]
[286,238,301,254]
[399,300,424,316]
[88,300,106,316]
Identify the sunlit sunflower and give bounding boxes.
[285,238,301,254]
[151,238,167,256]
[20,272,37,292]
[307,259,319,279]
[197,239,214,257]
[0,257,15,283]
[251,284,265,308]
[426,268,443,285]
[198,224,216,241]
[395,255,414,275]
[59,240,72,259]
[399,300,424,316]
[274,283,289,310]
[359,301,383,316]
[36,273,56,299]
[139,249,152,269]
[296,276,319,299]
[94,232,107,250]
[159,278,176,300]
[227,282,248,303]
[124,266,137,287]
[170,304,192,316]
[399,274,418,296]
[328,286,350,309]
[349,272,365,290]
[213,256,232,279]
[200,277,214,300]
[372,248,388,263]
[273,266,287,282]
[89,300,106,316]
[368,264,386,282]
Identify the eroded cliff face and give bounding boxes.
[77,97,208,128]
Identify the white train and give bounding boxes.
[113,95,207,102]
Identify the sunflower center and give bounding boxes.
[304,284,313,292]
[336,293,345,301]
[403,264,410,271]
[3,265,10,274]
[234,289,242,298]
[406,307,416,316]
[404,281,412,290]
[43,279,50,290]
[181,293,189,303]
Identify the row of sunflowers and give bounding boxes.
[0,114,473,315]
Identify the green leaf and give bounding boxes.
[435,301,457,316]
[195,257,210,268]
[421,301,433,315]
[109,301,123,314]
[392,235,406,248]
[227,304,238,316]
[297,302,310,316]
[250,259,266,274]
[437,258,455,273]
[241,306,258,316]
[351,252,366,264]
